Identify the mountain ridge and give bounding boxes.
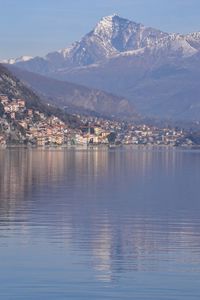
[3,14,200,71]
[3,15,200,121]
[6,64,136,118]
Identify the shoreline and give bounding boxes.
[1,144,200,151]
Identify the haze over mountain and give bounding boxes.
[7,64,135,118]
[4,14,200,121]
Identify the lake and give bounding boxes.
[0,147,200,299]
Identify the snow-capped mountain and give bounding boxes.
[43,14,169,68]
[186,32,200,50]
[1,55,33,65]
[147,33,198,58]
[5,14,200,74]
[4,15,200,121]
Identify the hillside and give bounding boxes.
[0,64,78,126]
[7,64,136,118]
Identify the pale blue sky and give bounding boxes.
[0,0,200,60]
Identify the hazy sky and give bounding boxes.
[1,0,200,60]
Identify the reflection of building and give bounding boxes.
[0,149,66,216]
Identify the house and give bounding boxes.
[17,99,26,108]
[10,112,16,119]
[27,109,33,117]
[0,135,6,147]
[36,136,46,146]
[0,95,9,105]
[10,100,19,112]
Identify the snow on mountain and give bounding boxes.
[147,34,198,58]
[91,14,169,54]
[1,56,33,64]
[3,15,200,74]
[47,14,169,67]
[15,56,33,63]
[186,32,200,50]
[4,15,200,121]
[2,15,170,70]
[1,58,16,64]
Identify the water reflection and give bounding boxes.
[0,147,200,286]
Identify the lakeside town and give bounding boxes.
[0,94,198,148]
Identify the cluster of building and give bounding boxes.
[0,95,26,117]
[0,94,68,146]
[0,94,196,148]
[0,95,114,147]
[120,124,193,147]
[75,116,195,147]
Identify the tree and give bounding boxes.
[0,103,5,117]
[107,132,116,144]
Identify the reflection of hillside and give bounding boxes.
[0,149,66,215]
[1,148,200,281]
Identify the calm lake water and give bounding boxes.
[0,147,200,299]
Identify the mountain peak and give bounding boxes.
[101,13,119,20]
[94,14,133,30]
[6,14,200,74]
[93,14,143,49]
[92,14,167,53]
[97,14,141,28]
[93,14,121,35]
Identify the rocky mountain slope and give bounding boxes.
[4,15,200,121]
[7,14,200,72]
[7,65,135,118]
[54,48,200,121]
[4,15,170,73]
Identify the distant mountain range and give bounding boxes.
[3,14,200,121]
[1,56,33,65]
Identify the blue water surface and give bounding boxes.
[0,147,200,299]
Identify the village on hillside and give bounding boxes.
[0,94,197,148]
